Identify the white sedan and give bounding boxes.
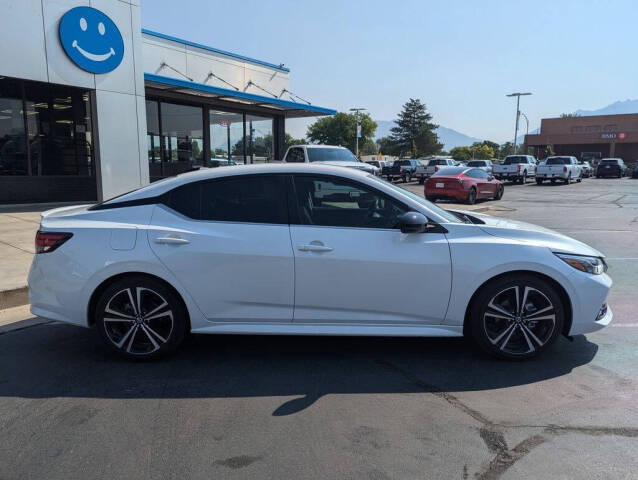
[28,164,612,360]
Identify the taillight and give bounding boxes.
[563,166,567,173]
[35,231,73,254]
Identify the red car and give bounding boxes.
[425,166,504,204]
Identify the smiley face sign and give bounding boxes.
[59,7,124,74]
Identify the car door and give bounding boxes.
[148,175,295,322]
[289,174,452,325]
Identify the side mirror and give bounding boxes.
[399,212,428,233]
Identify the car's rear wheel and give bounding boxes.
[470,274,565,360]
[418,177,424,184]
[95,276,188,359]
[536,178,543,185]
[467,187,477,204]
[494,185,504,200]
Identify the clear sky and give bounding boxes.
[142,0,637,143]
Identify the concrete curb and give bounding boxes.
[0,286,29,309]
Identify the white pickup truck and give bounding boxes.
[281,144,379,175]
[415,158,457,184]
[536,156,582,184]
[492,155,537,183]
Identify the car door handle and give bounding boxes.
[297,244,333,252]
[155,235,190,245]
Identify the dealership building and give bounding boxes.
[524,113,638,163]
[0,0,335,204]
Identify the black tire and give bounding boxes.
[418,177,424,185]
[95,275,188,359]
[469,273,565,360]
[565,174,571,185]
[521,171,527,184]
[403,174,410,183]
[467,187,477,205]
[550,179,556,184]
[494,184,504,200]
[536,178,543,185]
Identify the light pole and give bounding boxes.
[349,107,366,158]
[506,92,531,154]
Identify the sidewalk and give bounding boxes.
[0,203,80,308]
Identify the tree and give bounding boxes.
[481,140,500,158]
[306,112,377,154]
[389,99,442,158]
[470,142,494,159]
[376,136,400,156]
[285,133,305,149]
[500,142,514,157]
[560,113,580,118]
[450,146,472,161]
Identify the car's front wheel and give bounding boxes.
[95,276,188,359]
[469,274,565,360]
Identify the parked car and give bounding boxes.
[578,161,593,178]
[425,166,503,205]
[492,155,537,183]
[596,158,628,178]
[29,163,612,361]
[467,160,493,174]
[386,159,422,182]
[366,160,393,173]
[282,144,379,175]
[632,162,638,179]
[536,156,582,184]
[415,158,457,184]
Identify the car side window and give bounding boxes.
[287,148,305,163]
[293,175,407,229]
[200,176,288,224]
[165,182,201,218]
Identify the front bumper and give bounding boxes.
[566,271,613,336]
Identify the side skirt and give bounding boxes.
[191,323,464,337]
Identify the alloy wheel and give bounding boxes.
[102,287,174,355]
[482,285,556,356]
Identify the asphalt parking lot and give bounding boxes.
[1,177,637,480]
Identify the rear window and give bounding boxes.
[546,157,570,165]
[467,161,486,167]
[433,167,466,176]
[430,159,448,165]
[503,156,527,165]
[600,159,619,165]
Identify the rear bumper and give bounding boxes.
[425,187,466,201]
[536,172,568,179]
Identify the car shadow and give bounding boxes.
[0,323,598,416]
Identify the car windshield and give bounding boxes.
[433,167,467,176]
[546,157,570,165]
[306,147,357,162]
[503,156,527,165]
[429,160,448,165]
[396,160,412,166]
[369,176,458,223]
[467,161,487,167]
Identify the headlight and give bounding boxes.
[555,253,607,275]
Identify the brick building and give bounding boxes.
[524,113,638,163]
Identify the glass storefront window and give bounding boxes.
[160,102,203,176]
[209,110,244,166]
[0,97,27,175]
[246,114,274,163]
[0,77,93,177]
[146,100,161,179]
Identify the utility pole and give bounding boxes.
[349,107,366,158]
[506,92,531,154]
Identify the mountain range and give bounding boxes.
[374,120,482,151]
